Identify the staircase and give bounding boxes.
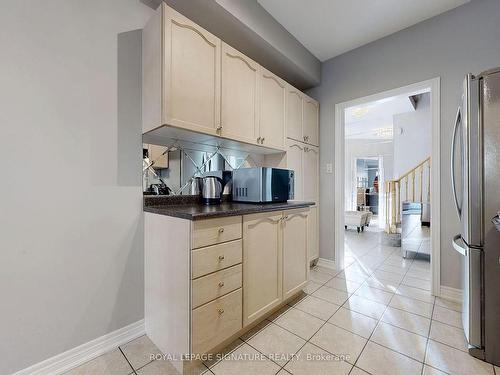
[385,157,431,234]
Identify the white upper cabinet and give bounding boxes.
[259,68,286,150]
[285,85,319,146]
[142,4,221,134]
[286,86,303,142]
[143,4,317,152]
[303,95,319,146]
[221,43,260,144]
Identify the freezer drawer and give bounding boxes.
[452,234,483,349]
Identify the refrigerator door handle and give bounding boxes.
[451,106,462,218]
[452,234,467,256]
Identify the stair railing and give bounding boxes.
[385,157,431,234]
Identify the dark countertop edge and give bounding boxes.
[143,201,316,221]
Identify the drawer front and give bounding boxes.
[192,264,242,308]
[192,288,242,354]
[192,216,242,249]
[191,239,242,279]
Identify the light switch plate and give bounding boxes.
[326,163,333,173]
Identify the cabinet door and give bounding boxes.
[221,43,259,144]
[242,212,282,326]
[286,140,304,200]
[148,144,169,169]
[286,86,303,142]
[163,6,221,135]
[303,96,319,146]
[283,209,309,299]
[308,205,319,262]
[303,145,319,203]
[259,68,286,149]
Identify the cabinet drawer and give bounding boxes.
[192,288,242,354]
[191,239,242,279]
[192,264,242,308]
[192,216,242,249]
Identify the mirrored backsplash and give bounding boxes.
[143,143,284,196]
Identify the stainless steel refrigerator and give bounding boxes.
[451,68,500,365]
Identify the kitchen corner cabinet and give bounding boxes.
[221,43,259,144]
[142,4,221,134]
[286,87,319,147]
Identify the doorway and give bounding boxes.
[334,78,441,295]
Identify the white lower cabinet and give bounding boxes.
[242,208,309,326]
[242,212,283,326]
[282,209,310,299]
[145,208,310,373]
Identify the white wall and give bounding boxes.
[393,93,431,177]
[0,1,154,373]
[344,139,393,212]
[307,0,500,289]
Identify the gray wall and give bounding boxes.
[393,93,432,178]
[307,0,500,289]
[0,1,154,373]
[164,0,321,89]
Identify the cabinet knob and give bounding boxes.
[217,308,225,315]
[218,281,225,288]
[218,227,224,234]
[218,255,225,261]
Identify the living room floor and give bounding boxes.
[64,229,498,375]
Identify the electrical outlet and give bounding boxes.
[326,163,333,174]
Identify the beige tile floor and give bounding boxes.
[64,226,498,375]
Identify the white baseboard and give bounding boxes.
[13,319,145,375]
[440,286,463,303]
[317,257,338,270]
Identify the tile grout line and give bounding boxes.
[118,347,139,375]
[348,249,419,373]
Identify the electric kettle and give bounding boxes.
[201,176,223,205]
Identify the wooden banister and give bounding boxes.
[385,157,430,234]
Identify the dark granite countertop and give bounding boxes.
[143,198,315,220]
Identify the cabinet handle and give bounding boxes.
[218,255,225,261]
[217,308,225,315]
[218,227,224,234]
[261,137,265,144]
[218,281,225,288]
[257,137,261,143]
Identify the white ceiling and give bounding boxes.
[257,0,470,61]
[345,94,419,140]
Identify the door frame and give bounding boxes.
[334,77,441,296]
